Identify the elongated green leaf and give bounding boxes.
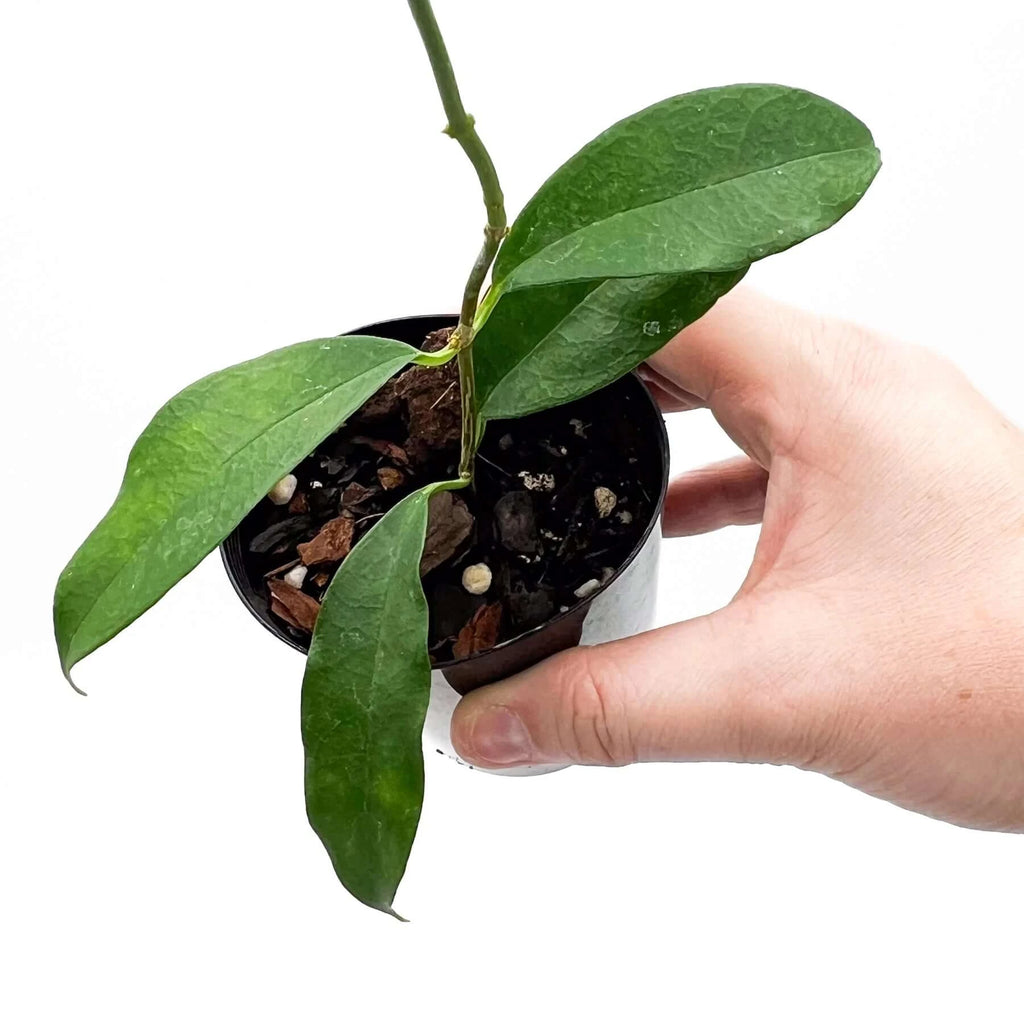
[472,83,878,420]
[476,269,744,420]
[302,482,454,917]
[491,84,879,292]
[54,335,419,682]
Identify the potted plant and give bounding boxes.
[53,0,879,917]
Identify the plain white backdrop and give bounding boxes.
[2,1,1022,1020]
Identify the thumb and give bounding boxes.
[450,600,825,770]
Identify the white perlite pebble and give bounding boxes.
[268,474,298,505]
[461,563,492,595]
[573,578,601,600]
[518,470,555,492]
[284,564,308,588]
[594,486,617,518]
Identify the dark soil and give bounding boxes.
[233,328,655,665]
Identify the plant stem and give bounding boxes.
[456,347,476,478]
[407,0,507,480]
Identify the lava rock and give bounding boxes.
[508,586,554,629]
[494,491,539,554]
[307,485,341,518]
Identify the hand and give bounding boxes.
[451,289,1024,832]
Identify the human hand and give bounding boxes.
[451,289,1024,831]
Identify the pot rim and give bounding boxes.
[220,312,669,667]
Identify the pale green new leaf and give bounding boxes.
[302,483,455,917]
[54,334,420,682]
[492,84,880,292]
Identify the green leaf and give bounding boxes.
[472,84,878,420]
[54,334,419,683]
[475,269,745,420]
[491,84,880,292]
[302,482,455,917]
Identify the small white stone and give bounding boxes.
[518,470,555,492]
[594,486,617,518]
[461,562,492,595]
[283,564,308,588]
[573,578,601,600]
[616,509,633,525]
[268,474,298,505]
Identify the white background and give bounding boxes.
[2,1,1022,1021]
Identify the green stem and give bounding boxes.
[407,0,507,480]
[412,342,458,368]
[456,348,476,478]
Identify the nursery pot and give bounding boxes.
[221,314,669,776]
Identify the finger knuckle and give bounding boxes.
[554,648,637,767]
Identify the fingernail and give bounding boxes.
[465,706,533,766]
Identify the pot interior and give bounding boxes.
[220,314,668,683]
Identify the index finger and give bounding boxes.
[646,288,834,465]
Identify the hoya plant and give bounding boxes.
[53,0,879,917]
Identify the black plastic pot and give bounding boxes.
[221,314,669,773]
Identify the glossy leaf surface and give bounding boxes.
[302,483,452,917]
[54,335,418,681]
[473,84,878,419]
[476,269,744,420]
[492,84,880,291]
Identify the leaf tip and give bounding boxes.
[55,617,88,695]
[60,659,88,697]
